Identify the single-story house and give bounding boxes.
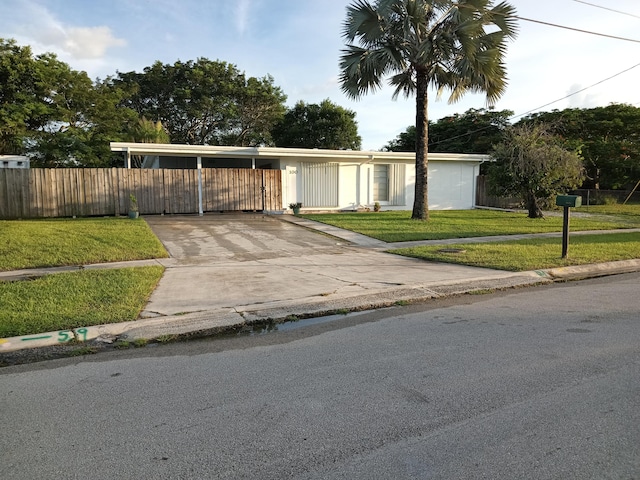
[110,142,489,211]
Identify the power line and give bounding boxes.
[459,3,640,44]
[514,14,640,43]
[571,0,640,20]
[429,61,640,147]
[510,61,640,120]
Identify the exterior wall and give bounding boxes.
[281,159,479,211]
[428,161,477,210]
[338,163,359,210]
[113,145,485,212]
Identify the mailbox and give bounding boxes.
[556,195,582,208]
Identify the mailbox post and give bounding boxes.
[555,195,582,258]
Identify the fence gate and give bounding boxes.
[200,168,282,212]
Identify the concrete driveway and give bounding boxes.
[141,214,536,321]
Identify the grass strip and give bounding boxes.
[391,232,640,271]
[576,204,640,217]
[0,266,164,338]
[302,210,637,243]
[0,217,168,271]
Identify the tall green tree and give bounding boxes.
[116,59,286,146]
[272,99,362,149]
[340,0,517,220]
[520,104,640,190]
[384,125,417,152]
[429,107,512,153]
[488,124,584,218]
[30,71,138,167]
[0,39,56,155]
[385,107,512,153]
[1,38,137,166]
[220,75,287,146]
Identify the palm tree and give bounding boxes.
[340,0,517,220]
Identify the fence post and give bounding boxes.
[197,157,204,216]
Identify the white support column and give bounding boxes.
[197,156,204,216]
[125,150,131,169]
[251,157,256,169]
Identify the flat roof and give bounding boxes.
[110,143,490,163]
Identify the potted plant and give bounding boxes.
[288,202,302,215]
[128,193,139,219]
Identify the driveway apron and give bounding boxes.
[142,214,521,318]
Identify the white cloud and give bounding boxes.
[1,0,126,60]
[235,0,251,36]
[63,26,126,59]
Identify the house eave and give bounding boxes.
[109,142,490,163]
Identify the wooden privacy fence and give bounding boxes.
[0,168,282,219]
[475,175,522,209]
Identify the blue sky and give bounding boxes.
[1,0,639,150]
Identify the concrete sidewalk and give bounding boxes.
[2,214,639,353]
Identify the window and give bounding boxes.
[373,164,389,202]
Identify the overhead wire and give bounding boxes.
[571,0,640,20]
[427,2,640,147]
[509,61,640,120]
[456,2,640,43]
[429,61,640,147]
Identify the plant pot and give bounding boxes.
[292,207,300,215]
[128,211,139,219]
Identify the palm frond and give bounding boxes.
[340,0,518,104]
[389,70,417,99]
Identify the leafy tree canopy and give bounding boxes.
[114,58,287,146]
[385,108,513,153]
[0,38,137,166]
[488,123,585,218]
[0,39,58,155]
[518,104,640,190]
[272,99,362,150]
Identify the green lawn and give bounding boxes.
[302,210,638,243]
[0,217,168,271]
[576,203,640,218]
[392,232,640,271]
[0,266,164,338]
[0,217,168,338]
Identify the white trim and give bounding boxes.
[110,142,490,164]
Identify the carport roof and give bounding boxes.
[110,142,490,163]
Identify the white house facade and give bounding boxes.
[110,143,489,211]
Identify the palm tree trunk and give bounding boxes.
[412,70,429,220]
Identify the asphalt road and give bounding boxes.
[2,273,639,479]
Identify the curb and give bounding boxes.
[2,260,639,356]
[0,271,548,354]
[542,259,640,280]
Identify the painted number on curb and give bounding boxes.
[57,328,89,343]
